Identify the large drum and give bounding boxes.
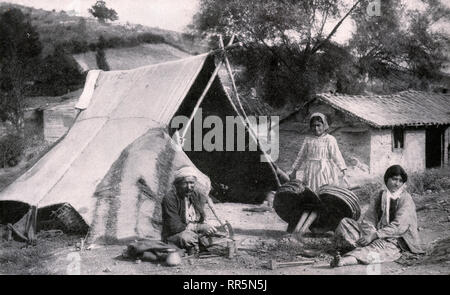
[274,182,361,233]
[313,185,361,232]
[273,180,321,233]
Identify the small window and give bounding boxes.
[392,127,404,149]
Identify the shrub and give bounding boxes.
[137,32,165,44]
[96,47,110,71]
[409,168,450,194]
[35,46,85,96]
[353,182,383,205]
[0,134,24,168]
[70,40,89,54]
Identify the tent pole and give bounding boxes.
[179,36,236,141]
[209,42,243,55]
[219,36,250,121]
[219,36,282,187]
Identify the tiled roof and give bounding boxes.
[316,90,450,127]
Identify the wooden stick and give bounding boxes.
[207,42,243,55]
[299,211,318,233]
[293,211,310,233]
[180,36,236,140]
[269,259,315,270]
[219,36,249,123]
[219,35,281,187]
[207,197,225,227]
[343,176,350,188]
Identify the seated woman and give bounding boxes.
[331,165,424,267]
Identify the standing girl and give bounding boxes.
[289,112,347,192]
[287,113,348,235]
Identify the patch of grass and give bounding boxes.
[0,242,52,275]
[409,168,450,194]
[0,135,52,191]
[0,234,79,275]
[238,236,334,269]
[353,182,383,205]
[354,168,450,204]
[396,237,450,267]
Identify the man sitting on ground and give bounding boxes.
[161,166,217,255]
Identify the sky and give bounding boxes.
[3,0,201,32]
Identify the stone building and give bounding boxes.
[43,98,79,143]
[279,90,450,178]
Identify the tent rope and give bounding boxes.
[177,35,282,188]
[218,35,282,187]
[179,35,236,142]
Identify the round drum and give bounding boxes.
[273,180,321,233]
[312,185,361,232]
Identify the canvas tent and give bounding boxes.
[0,53,281,243]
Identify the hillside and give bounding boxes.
[0,2,209,57]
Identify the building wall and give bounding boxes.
[24,109,44,140]
[43,107,78,143]
[280,100,433,180]
[333,129,371,169]
[280,102,372,171]
[0,110,43,139]
[370,129,426,176]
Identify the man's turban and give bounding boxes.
[173,166,198,182]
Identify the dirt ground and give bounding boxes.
[1,190,449,275]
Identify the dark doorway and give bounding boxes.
[426,127,444,168]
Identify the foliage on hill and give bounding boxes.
[0,3,207,57]
[0,8,42,134]
[88,0,118,23]
[191,0,449,108]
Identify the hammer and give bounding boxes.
[206,197,234,239]
[268,259,314,270]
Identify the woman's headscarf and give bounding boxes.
[309,112,329,131]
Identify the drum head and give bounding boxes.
[312,185,361,232]
[273,180,322,225]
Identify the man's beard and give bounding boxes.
[179,189,195,199]
[184,190,195,198]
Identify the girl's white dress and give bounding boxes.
[291,133,346,192]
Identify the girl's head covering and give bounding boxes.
[309,112,329,130]
[383,165,408,184]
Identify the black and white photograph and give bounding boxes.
[0,0,449,278]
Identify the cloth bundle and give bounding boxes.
[125,240,181,262]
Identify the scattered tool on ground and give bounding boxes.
[205,196,237,258]
[198,253,221,259]
[268,259,315,270]
[206,196,234,237]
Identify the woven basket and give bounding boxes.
[50,203,88,234]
